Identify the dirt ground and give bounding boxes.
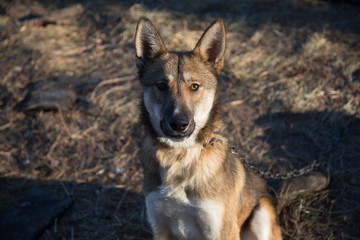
[0,0,359,239]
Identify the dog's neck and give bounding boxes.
[140,99,228,196]
[146,132,228,197]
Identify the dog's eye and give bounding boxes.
[156,83,168,91]
[190,84,200,91]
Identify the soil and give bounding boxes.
[0,0,359,239]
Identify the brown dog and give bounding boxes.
[135,17,282,240]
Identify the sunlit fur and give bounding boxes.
[136,17,282,240]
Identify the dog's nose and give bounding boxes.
[169,115,189,132]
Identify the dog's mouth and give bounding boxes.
[160,119,195,140]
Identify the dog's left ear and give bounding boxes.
[193,19,226,74]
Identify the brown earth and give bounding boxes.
[0,0,359,239]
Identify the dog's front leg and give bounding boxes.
[240,196,282,240]
[153,231,178,240]
[220,222,241,240]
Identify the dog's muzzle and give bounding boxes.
[160,114,195,139]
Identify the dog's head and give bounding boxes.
[135,18,225,148]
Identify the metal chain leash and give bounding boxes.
[231,117,357,180]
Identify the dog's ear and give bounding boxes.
[193,19,226,73]
[135,17,167,61]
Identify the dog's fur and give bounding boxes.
[135,17,282,240]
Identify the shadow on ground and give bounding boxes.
[255,110,360,238]
[0,177,151,240]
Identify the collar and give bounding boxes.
[203,136,223,147]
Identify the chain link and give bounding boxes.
[231,117,357,180]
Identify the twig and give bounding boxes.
[0,151,11,156]
[114,190,128,216]
[97,84,132,107]
[68,121,99,140]
[60,181,71,198]
[224,99,245,107]
[90,76,134,100]
[70,226,74,240]
[54,218,58,233]
[22,4,84,27]
[46,132,63,158]
[0,122,11,131]
[57,104,73,138]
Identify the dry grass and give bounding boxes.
[0,0,359,239]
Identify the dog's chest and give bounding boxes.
[145,187,224,240]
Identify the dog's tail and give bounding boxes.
[275,172,329,212]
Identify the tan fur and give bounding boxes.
[241,197,282,240]
[136,17,282,240]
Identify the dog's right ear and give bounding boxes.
[135,17,167,62]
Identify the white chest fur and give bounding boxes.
[145,187,224,240]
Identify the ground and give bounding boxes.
[0,0,359,239]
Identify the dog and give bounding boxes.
[135,17,282,240]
